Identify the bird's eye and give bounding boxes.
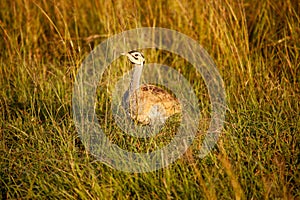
[134,54,139,57]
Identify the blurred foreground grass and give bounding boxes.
[0,0,299,199]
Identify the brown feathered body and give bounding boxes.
[129,84,181,125]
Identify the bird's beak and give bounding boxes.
[121,52,127,56]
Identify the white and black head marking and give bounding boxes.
[123,50,145,66]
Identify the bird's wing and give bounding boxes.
[132,84,181,116]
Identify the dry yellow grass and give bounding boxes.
[1,0,299,199]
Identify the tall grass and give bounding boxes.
[1,0,299,199]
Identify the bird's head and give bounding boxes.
[122,50,145,66]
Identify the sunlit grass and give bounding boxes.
[1,0,299,199]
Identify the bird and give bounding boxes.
[121,50,181,125]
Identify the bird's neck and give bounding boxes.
[129,64,143,96]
